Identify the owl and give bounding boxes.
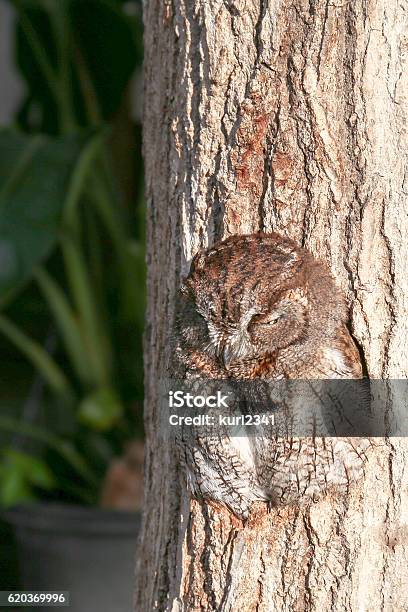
[172,232,370,519]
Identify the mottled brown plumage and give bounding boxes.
[173,233,369,518]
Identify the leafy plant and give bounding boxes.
[0,0,144,507]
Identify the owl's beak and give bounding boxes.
[221,332,248,367]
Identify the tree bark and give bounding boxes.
[135,1,408,610]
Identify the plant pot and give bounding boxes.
[3,503,141,612]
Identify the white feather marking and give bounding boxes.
[324,347,351,376]
[229,433,256,472]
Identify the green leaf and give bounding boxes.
[0,130,101,307]
[0,448,56,507]
[79,387,123,431]
[35,266,93,387]
[0,313,72,397]
[61,235,112,386]
[0,469,35,508]
[3,449,55,490]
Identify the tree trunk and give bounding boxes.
[135,1,408,610]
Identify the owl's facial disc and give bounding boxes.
[184,246,311,368]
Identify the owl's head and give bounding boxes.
[180,233,345,371]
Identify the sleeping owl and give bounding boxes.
[172,233,370,518]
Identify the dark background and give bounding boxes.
[0,1,146,598]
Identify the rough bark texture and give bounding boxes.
[135,1,408,610]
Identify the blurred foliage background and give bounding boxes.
[0,0,145,508]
